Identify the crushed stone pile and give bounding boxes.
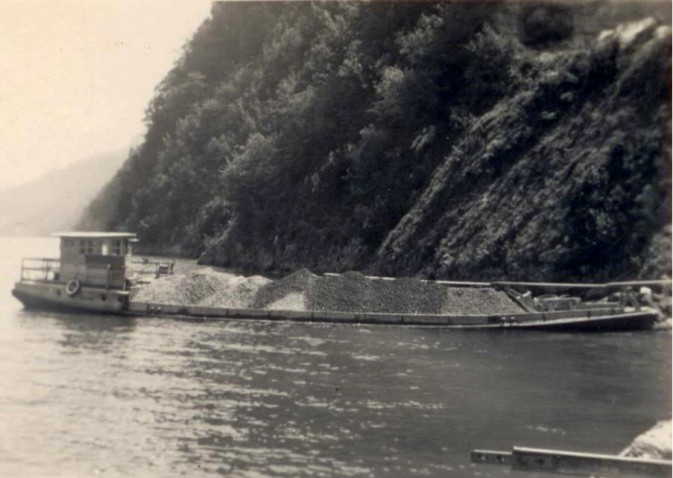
[305,274,523,314]
[131,267,270,308]
[306,274,446,314]
[198,274,271,308]
[252,268,316,309]
[266,292,306,311]
[442,287,524,315]
[131,267,525,315]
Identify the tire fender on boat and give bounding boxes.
[65,279,81,297]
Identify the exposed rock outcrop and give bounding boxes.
[621,420,672,460]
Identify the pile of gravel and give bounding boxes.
[199,274,271,308]
[305,275,445,314]
[442,287,524,315]
[131,268,270,308]
[252,268,316,309]
[302,274,523,315]
[130,267,525,315]
[265,292,306,311]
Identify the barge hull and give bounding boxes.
[127,300,658,332]
[12,281,659,331]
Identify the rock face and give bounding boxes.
[203,15,670,282]
[374,21,671,281]
[621,420,672,460]
[80,2,671,283]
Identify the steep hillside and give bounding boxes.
[0,149,127,236]
[375,18,671,281]
[80,1,671,281]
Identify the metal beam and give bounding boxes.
[492,280,672,290]
[472,447,672,477]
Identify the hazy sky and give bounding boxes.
[0,0,212,191]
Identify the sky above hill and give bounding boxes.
[0,0,211,191]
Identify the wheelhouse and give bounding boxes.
[13,231,174,313]
[19,232,173,291]
[58,232,136,260]
[55,232,138,290]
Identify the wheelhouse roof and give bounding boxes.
[52,232,137,239]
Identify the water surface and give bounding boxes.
[0,237,670,477]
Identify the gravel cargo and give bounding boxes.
[252,268,316,309]
[131,267,524,315]
[131,268,270,309]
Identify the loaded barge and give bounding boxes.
[12,232,666,331]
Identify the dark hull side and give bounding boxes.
[12,281,129,315]
[495,313,658,332]
[13,289,111,315]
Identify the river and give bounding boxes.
[0,237,670,477]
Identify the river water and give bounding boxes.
[0,237,670,477]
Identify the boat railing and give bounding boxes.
[20,258,61,282]
[20,257,174,284]
[492,279,672,294]
[127,259,175,279]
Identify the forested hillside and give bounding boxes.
[80,1,672,281]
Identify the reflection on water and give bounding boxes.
[0,238,670,477]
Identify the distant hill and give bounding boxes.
[0,149,127,236]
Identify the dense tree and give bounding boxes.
[81,1,671,280]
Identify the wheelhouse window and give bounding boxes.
[58,234,136,259]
